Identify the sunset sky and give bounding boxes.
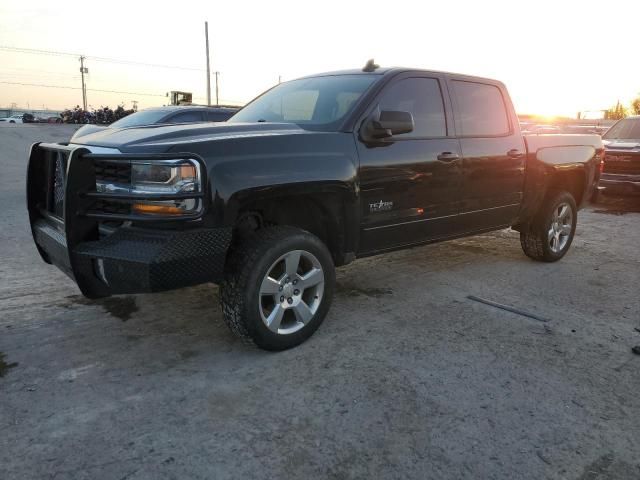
[1,0,638,117]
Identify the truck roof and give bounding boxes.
[298,67,504,86]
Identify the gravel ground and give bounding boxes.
[1,124,639,480]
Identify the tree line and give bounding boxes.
[605,96,640,120]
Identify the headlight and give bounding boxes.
[96,159,202,216]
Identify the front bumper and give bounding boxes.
[27,142,232,298]
[599,173,640,196]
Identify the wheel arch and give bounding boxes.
[225,182,359,266]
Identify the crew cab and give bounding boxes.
[26,63,602,350]
[599,116,640,196]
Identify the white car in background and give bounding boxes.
[0,115,24,124]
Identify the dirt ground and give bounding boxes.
[1,124,639,480]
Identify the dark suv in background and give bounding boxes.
[600,116,640,196]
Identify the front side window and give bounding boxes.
[377,77,447,138]
[229,75,377,129]
[452,81,510,136]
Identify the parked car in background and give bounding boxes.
[523,124,561,134]
[0,115,24,124]
[562,125,600,135]
[71,105,240,141]
[599,116,640,196]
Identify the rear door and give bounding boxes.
[448,77,526,230]
[356,73,464,254]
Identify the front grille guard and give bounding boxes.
[29,143,208,223]
[27,142,209,298]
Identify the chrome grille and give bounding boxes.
[603,152,640,175]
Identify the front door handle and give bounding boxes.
[507,149,524,159]
[437,152,460,162]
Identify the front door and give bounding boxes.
[356,75,464,254]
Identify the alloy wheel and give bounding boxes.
[258,249,325,335]
[548,202,573,253]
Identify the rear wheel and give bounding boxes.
[220,226,335,351]
[520,191,577,262]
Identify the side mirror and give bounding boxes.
[361,110,414,142]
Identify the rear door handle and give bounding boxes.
[507,149,524,159]
[437,152,460,162]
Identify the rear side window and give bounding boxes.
[452,81,510,136]
[378,77,447,138]
[168,111,204,123]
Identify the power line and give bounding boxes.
[0,45,205,72]
[0,46,77,58]
[0,81,166,97]
[90,56,204,72]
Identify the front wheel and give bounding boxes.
[220,226,335,351]
[520,191,577,262]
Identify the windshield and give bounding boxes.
[229,75,378,129]
[110,109,169,128]
[602,118,640,140]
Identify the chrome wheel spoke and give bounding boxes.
[558,205,570,221]
[292,301,313,325]
[560,224,572,235]
[285,251,301,277]
[299,267,323,289]
[548,227,555,242]
[260,276,281,296]
[265,304,285,332]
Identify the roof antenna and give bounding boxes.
[362,59,379,72]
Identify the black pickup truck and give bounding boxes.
[27,63,602,350]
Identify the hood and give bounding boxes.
[71,122,309,153]
[603,138,640,151]
[71,124,108,140]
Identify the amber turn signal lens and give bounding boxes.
[132,204,184,215]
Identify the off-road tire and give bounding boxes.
[220,226,335,351]
[520,190,577,262]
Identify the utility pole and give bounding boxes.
[215,71,219,106]
[205,21,211,106]
[79,56,88,110]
